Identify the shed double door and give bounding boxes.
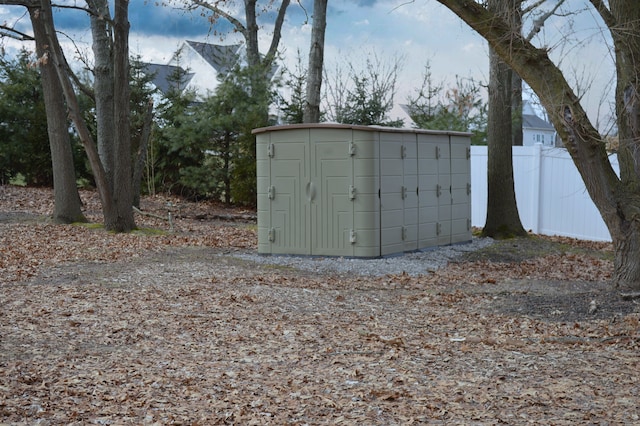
[380,133,418,255]
[261,129,355,256]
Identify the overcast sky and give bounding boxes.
[0,0,615,129]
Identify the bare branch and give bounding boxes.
[391,0,416,13]
[524,0,567,42]
[589,0,616,29]
[265,0,290,65]
[190,0,247,37]
[0,24,34,41]
[53,29,94,98]
[52,3,94,16]
[521,0,546,16]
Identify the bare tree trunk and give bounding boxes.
[483,45,527,238]
[243,0,261,68]
[511,1,523,147]
[482,0,526,239]
[9,0,135,232]
[87,0,116,189]
[29,4,86,223]
[304,0,328,123]
[607,1,640,289]
[133,99,153,208]
[39,0,114,222]
[512,73,523,146]
[108,0,135,232]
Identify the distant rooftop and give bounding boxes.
[142,63,194,95]
[144,41,280,98]
[185,40,242,75]
[523,113,554,130]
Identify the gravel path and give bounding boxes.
[234,237,495,277]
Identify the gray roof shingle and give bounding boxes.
[185,40,242,75]
[142,63,194,95]
[523,114,554,130]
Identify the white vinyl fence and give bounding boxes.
[471,144,619,241]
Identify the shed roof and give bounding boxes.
[252,123,472,136]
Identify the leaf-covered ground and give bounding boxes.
[1,185,638,425]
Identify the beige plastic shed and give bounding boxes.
[253,123,471,257]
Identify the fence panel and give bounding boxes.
[470,145,618,241]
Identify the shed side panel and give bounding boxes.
[437,137,452,245]
[256,133,272,254]
[450,135,472,243]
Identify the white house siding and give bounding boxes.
[522,114,557,147]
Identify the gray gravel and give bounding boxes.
[234,237,494,277]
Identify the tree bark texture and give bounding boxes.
[108,0,135,232]
[303,0,327,123]
[484,45,527,238]
[132,99,154,208]
[87,0,116,189]
[243,0,261,68]
[436,0,640,289]
[29,4,86,223]
[511,72,523,146]
[482,0,527,238]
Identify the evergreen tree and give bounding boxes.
[0,49,52,185]
[151,63,275,204]
[279,51,307,124]
[407,63,487,144]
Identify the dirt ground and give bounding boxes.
[1,186,639,425]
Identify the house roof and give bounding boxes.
[185,40,242,75]
[142,63,194,95]
[523,114,555,131]
[186,40,280,81]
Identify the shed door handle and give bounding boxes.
[306,182,316,202]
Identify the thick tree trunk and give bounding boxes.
[243,0,261,69]
[482,0,526,239]
[87,0,116,189]
[303,0,327,123]
[30,5,85,223]
[108,0,135,232]
[483,46,527,238]
[612,222,640,290]
[608,1,640,290]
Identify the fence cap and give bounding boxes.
[252,122,472,136]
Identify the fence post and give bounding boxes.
[529,143,542,234]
